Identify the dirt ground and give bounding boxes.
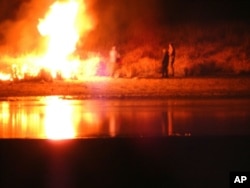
[0,76,250,99]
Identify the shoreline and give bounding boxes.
[1,76,250,99]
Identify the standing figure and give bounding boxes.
[168,43,175,77]
[161,48,169,78]
[109,46,120,77]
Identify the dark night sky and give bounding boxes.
[0,0,250,23]
[86,0,250,29]
[156,0,250,23]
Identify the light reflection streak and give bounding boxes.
[109,113,117,137]
[0,102,10,137]
[83,112,96,124]
[0,100,45,138]
[44,97,76,140]
[0,102,9,126]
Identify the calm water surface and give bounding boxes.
[0,96,250,139]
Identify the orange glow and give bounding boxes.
[37,0,80,78]
[44,96,76,140]
[0,102,10,126]
[78,56,101,78]
[0,0,99,80]
[0,73,11,81]
[0,100,45,138]
[37,0,95,79]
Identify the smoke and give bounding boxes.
[0,0,160,55]
[81,0,159,52]
[0,0,54,54]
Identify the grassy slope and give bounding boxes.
[112,22,250,78]
[1,21,249,79]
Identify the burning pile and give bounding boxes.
[0,0,101,81]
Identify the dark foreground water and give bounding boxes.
[0,97,250,188]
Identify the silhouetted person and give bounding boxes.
[11,64,18,81]
[109,46,120,77]
[168,43,175,77]
[161,48,169,78]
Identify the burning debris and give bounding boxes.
[0,0,102,82]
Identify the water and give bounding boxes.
[1,97,250,188]
[1,96,250,139]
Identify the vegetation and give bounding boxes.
[107,21,250,78]
[1,21,250,80]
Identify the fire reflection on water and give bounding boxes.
[1,102,9,126]
[1,98,250,138]
[0,96,120,139]
[43,97,76,140]
[0,99,45,138]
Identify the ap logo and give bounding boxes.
[230,172,250,188]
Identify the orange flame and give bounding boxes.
[0,73,11,81]
[37,0,95,79]
[0,0,100,81]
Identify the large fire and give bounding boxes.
[0,0,100,81]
